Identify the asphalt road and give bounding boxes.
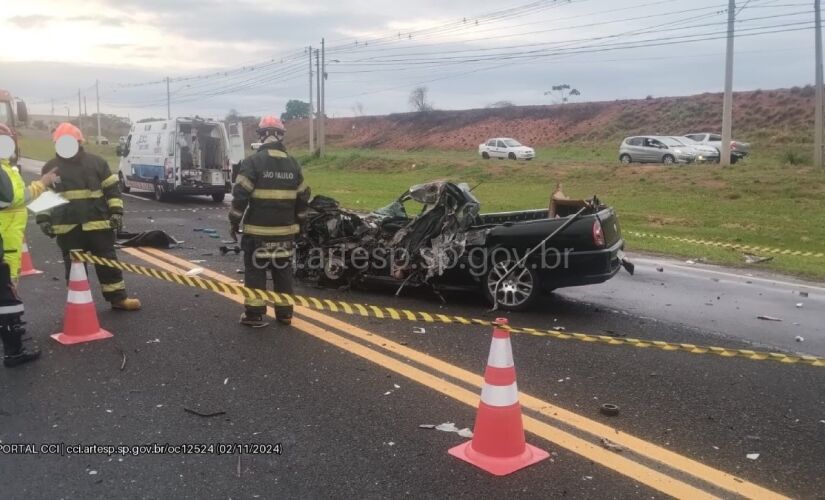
[2,158,824,499]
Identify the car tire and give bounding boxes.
[481,152,490,159]
[118,173,131,193]
[508,152,517,160]
[662,154,675,165]
[730,155,739,165]
[620,154,632,164]
[483,259,541,311]
[211,192,225,203]
[153,181,168,202]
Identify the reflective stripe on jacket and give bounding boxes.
[229,142,310,242]
[35,149,122,234]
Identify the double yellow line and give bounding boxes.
[124,246,788,500]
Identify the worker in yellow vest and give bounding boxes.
[0,123,58,366]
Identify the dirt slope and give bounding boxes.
[284,87,815,150]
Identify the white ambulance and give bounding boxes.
[116,117,244,202]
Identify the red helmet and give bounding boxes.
[52,122,84,143]
[258,115,285,133]
[0,123,12,136]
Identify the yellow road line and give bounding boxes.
[127,247,788,500]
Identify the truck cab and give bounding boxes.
[116,117,242,202]
[0,89,29,165]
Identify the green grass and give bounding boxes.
[18,134,825,279]
[18,134,120,171]
[293,144,825,280]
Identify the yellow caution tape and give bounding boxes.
[70,250,825,368]
[627,231,825,259]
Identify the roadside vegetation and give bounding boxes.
[18,133,825,279]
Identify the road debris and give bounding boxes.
[795,336,804,343]
[146,339,160,344]
[183,407,227,418]
[685,260,696,265]
[746,453,760,460]
[744,254,773,264]
[117,349,127,371]
[799,291,809,298]
[796,303,804,308]
[418,424,436,429]
[600,438,625,452]
[185,267,204,277]
[412,327,426,334]
[427,422,473,438]
[656,266,664,272]
[600,404,620,417]
[757,315,782,322]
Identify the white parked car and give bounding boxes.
[478,138,535,160]
[670,136,720,163]
[684,132,751,164]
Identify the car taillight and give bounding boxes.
[730,142,737,150]
[592,219,605,247]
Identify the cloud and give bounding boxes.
[7,14,127,29]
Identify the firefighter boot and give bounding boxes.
[2,324,41,368]
[111,297,142,311]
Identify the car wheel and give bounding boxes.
[211,192,225,203]
[508,152,517,160]
[730,155,739,165]
[662,154,675,165]
[481,152,490,159]
[153,181,168,202]
[620,154,632,165]
[118,173,131,193]
[484,259,541,311]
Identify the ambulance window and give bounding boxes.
[162,123,167,130]
[156,134,162,146]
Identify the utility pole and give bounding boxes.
[320,38,326,156]
[315,49,321,156]
[815,0,824,168]
[308,45,315,154]
[78,89,83,132]
[720,0,736,166]
[96,79,102,144]
[166,76,171,119]
[84,95,87,117]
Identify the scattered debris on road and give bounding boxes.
[795,303,804,308]
[656,266,664,272]
[183,407,227,418]
[744,254,773,264]
[795,336,804,343]
[799,291,809,298]
[600,438,625,452]
[600,404,620,417]
[185,267,204,277]
[746,453,760,460]
[757,315,783,322]
[418,424,436,429]
[412,327,426,334]
[422,422,474,438]
[117,349,126,371]
[146,338,160,344]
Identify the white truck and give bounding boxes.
[116,117,244,202]
[684,133,751,164]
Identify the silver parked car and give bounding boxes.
[619,136,696,165]
[671,136,720,163]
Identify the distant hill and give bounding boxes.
[284,87,816,150]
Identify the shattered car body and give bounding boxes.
[296,181,629,310]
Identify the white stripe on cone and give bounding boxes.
[69,262,87,282]
[67,289,94,304]
[480,382,519,407]
[22,242,30,252]
[487,338,514,368]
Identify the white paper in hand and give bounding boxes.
[27,190,69,214]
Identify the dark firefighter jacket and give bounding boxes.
[230,141,310,243]
[36,149,123,234]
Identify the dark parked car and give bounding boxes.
[295,181,631,310]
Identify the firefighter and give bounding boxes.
[0,124,59,366]
[36,123,141,311]
[229,116,310,327]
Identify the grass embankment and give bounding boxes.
[294,145,825,280]
[19,134,825,279]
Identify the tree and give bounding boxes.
[408,86,433,112]
[280,100,311,121]
[544,84,581,104]
[488,100,515,108]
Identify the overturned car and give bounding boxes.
[295,181,631,310]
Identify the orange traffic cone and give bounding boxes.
[51,258,113,345]
[448,317,549,476]
[19,240,43,277]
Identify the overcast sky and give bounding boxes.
[0,0,819,121]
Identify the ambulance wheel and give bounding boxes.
[118,173,130,193]
[212,193,225,203]
[153,182,168,202]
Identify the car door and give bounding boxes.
[626,137,644,161]
[639,137,658,162]
[495,140,507,158]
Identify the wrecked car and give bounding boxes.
[295,181,631,310]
